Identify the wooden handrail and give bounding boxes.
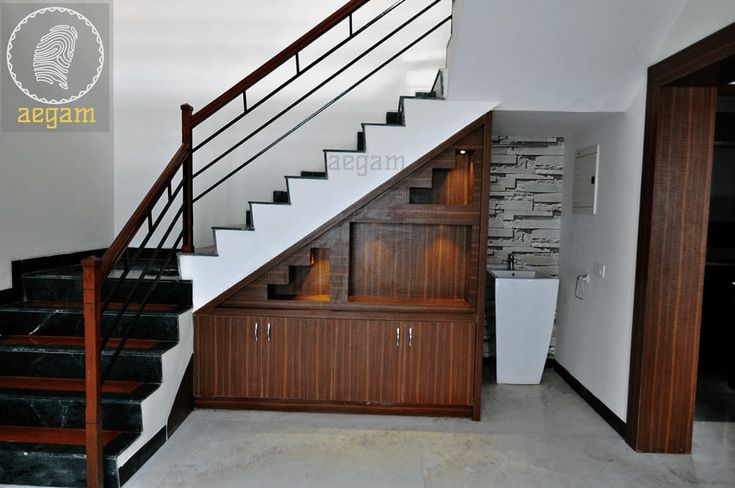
[191,0,370,127]
[96,142,190,279]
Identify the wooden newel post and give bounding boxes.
[181,103,195,253]
[82,256,103,488]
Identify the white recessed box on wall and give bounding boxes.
[573,145,599,214]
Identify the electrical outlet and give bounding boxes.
[593,262,606,279]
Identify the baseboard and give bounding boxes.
[167,357,194,437]
[553,361,626,436]
[196,398,474,419]
[117,427,167,486]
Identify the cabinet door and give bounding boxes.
[399,322,476,405]
[333,320,402,403]
[194,314,262,399]
[262,317,338,401]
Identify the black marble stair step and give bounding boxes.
[0,427,136,487]
[0,303,182,341]
[273,190,289,203]
[0,382,156,431]
[0,336,171,382]
[357,130,366,151]
[23,265,192,305]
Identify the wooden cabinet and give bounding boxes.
[398,322,475,405]
[194,314,261,399]
[195,314,477,410]
[194,115,491,419]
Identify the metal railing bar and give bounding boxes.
[194,15,451,203]
[101,206,184,348]
[193,0,440,179]
[101,180,184,309]
[191,0,407,154]
[100,231,184,383]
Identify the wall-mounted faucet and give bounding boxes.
[507,252,517,271]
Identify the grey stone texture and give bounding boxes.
[488,136,564,277]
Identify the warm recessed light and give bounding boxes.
[459,150,467,155]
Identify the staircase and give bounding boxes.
[180,94,496,308]
[0,259,192,486]
[0,1,495,485]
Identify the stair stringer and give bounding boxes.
[179,98,498,310]
[113,310,193,472]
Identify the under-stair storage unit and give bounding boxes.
[194,114,491,419]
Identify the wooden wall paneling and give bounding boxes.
[348,223,472,304]
[627,87,717,453]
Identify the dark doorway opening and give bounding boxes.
[696,92,735,422]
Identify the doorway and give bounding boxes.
[626,23,735,453]
[696,95,735,422]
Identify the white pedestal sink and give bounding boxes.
[489,269,559,384]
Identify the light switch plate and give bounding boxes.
[593,262,606,278]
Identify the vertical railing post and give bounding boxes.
[181,103,195,253]
[82,256,103,488]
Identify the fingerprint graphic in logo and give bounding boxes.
[33,25,78,90]
[6,7,104,105]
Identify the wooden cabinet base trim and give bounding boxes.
[195,398,475,419]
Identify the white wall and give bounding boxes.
[555,86,645,421]
[0,132,114,290]
[554,1,735,422]
[113,0,451,246]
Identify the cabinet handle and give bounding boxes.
[267,322,272,342]
[396,327,400,347]
[409,327,413,348]
[254,322,259,342]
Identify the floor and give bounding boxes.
[696,368,735,422]
[126,371,735,488]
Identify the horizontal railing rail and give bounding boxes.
[82,1,451,485]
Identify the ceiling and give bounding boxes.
[445,0,687,112]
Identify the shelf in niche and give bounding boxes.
[409,149,475,205]
[267,248,330,302]
[266,293,330,302]
[348,296,471,308]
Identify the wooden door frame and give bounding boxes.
[626,22,735,453]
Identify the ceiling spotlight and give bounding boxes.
[459,150,467,155]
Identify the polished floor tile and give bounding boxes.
[125,371,735,487]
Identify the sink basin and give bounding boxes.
[488,268,559,384]
[489,270,540,279]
